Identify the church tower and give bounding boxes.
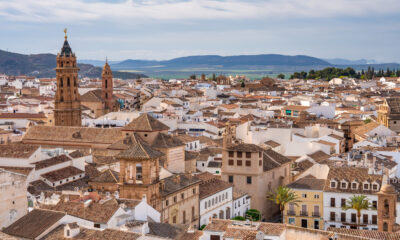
[377,184,397,232]
[102,59,114,111]
[54,29,82,126]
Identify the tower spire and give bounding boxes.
[64,28,67,40]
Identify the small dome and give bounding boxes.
[380,184,396,194]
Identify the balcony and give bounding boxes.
[287,210,296,216]
[312,212,320,217]
[300,211,308,216]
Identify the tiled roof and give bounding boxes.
[41,166,84,182]
[152,133,184,148]
[161,174,201,197]
[40,195,120,223]
[307,150,331,163]
[81,89,103,103]
[122,113,169,132]
[0,143,39,158]
[227,143,264,152]
[148,222,185,239]
[287,176,326,191]
[263,149,292,172]
[353,122,382,138]
[327,227,400,240]
[116,140,164,160]
[199,177,232,199]
[3,209,65,239]
[185,151,199,161]
[23,126,122,145]
[90,169,119,183]
[33,154,71,170]
[324,166,383,194]
[386,97,400,114]
[264,140,281,148]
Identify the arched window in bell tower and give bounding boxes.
[67,77,70,87]
[60,78,63,87]
[384,199,390,217]
[383,222,388,232]
[60,90,64,102]
[105,93,108,99]
[105,80,108,89]
[136,163,142,180]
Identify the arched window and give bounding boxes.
[383,222,388,232]
[105,93,108,99]
[60,78,63,87]
[105,80,108,88]
[384,199,390,217]
[67,77,70,87]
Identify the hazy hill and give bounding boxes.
[112,54,332,70]
[0,49,147,79]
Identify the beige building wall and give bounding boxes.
[221,149,290,220]
[0,169,27,228]
[161,183,199,228]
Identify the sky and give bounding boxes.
[0,0,399,62]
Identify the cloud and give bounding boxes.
[0,0,399,23]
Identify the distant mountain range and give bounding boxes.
[1,49,399,79]
[324,58,378,65]
[0,49,146,79]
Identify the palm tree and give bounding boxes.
[268,186,300,223]
[342,195,373,229]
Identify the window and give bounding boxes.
[229,159,234,166]
[330,212,335,221]
[228,176,233,183]
[259,152,262,157]
[351,182,357,189]
[237,151,242,158]
[193,188,196,194]
[314,194,319,199]
[94,223,101,228]
[341,199,346,207]
[144,134,148,137]
[229,151,234,157]
[314,220,319,230]
[341,182,347,189]
[204,202,207,209]
[237,160,242,166]
[288,218,295,225]
[363,214,368,224]
[372,201,377,209]
[181,193,184,199]
[330,181,336,188]
[351,213,356,223]
[341,212,346,222]
[173,216,176,224]
[245,160,251,167]
[67,77,70,86]
[364,183,369,190]
[302,194,307,198]
[246,152,251,158]
[372,184,378,191]
[246,176,252,184]
[166,200,169,206]
[330,198,335,207]
[372,215,377,224]
[259,160,262,166]
[174,196,177,203]
[183,211,186,223]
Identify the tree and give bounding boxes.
[364,118,372,124]
[241,80,245,88]
[189,74,196,80]
[268,186,300,223]
[342,195,373,229]
[277,73,285,79]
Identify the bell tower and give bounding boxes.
[378,184,397,232]
[54,29,82,126]
[102,58,114,112]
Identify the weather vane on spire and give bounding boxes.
[64,28,67,40]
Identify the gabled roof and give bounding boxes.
[151,132,184,148]
[122,113,169,132]
[80,89,103,103]
[116,140,164,160]
[90,169,119,183]
[3,209,65,239]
